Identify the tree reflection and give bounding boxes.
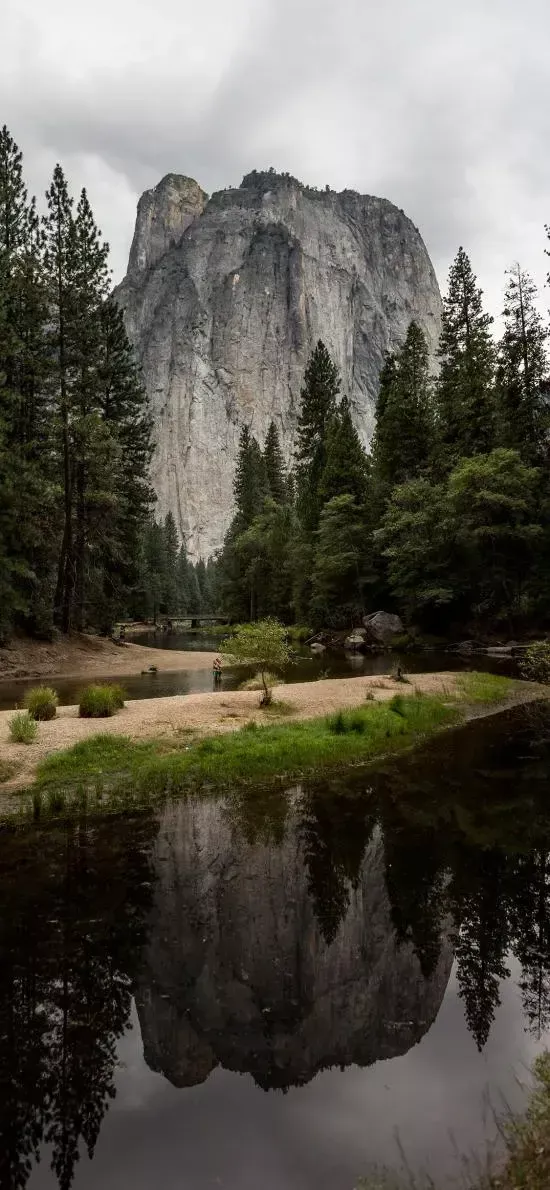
[298,788,376,944]
[0,812,157,1190]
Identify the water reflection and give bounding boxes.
[0,703,549,1187]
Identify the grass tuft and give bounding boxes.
[10,712,38,744]
[0,758,19,783]
[78,683,126,718]
[23,685,58,721]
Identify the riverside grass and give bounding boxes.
[32,675,517,800]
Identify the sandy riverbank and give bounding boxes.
[0,632,217,682]
[0,672,467,791]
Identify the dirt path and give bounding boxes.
[0,672,462,791]
[0,632,217,682]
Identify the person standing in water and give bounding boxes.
[213,656,222,686]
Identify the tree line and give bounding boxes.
[219,246,550,635]
[0,126,213,642]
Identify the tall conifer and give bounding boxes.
[371,321,434,495]
[496,264,548,461]
[295,340,340,530]
[436,248,496,464]
[264,421,286,503]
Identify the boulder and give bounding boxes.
[344,631,367,652]
[362,611,404,645]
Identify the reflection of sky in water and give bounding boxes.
[29,967,547,1190]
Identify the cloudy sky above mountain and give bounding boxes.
[3,0,550,317]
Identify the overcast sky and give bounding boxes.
[4,0,550,319]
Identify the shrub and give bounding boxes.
[520,640,550,684]
[389,693,406,717]
[78,684,125,719]
[222,618,292,706]
[9,712,38,744]
[107,683,126,710]
[23,685,58,721]
[327,710,347,735]
[286,625,314,643]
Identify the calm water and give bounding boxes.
[0,631,516,711]
[1,702,550,1188]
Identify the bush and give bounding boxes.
[9,712,38,744]
[327,710,347,734]
[389,693,406,717]
[222,618,292,707]
[107,683,126,710]
[520,640,550,684]
[286,625,314,643]
[79,684,125,719]
[23,685,58,721]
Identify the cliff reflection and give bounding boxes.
[0,704,550,1187]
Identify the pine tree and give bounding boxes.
[43,165,76,632]
[95,298,153,625]
[436,248,496,464]
[70,189,111,629]
[496,265,548,461]
[263,420,286,503]
[233,425,267,528]
[371,321,434,494]
[175,544,191,614]
[310,494,372,628]
[0,127,54,639]
[162,513,179,614]
[318,396,370,506]
[295,340,340,530]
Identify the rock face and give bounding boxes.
[363,610,405,644]
[134,792,452,1091]
[115,169,442,558]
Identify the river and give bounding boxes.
[0,700,549,1188]
[0,631,516,711]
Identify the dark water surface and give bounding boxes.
[0,631,516,711]
[2,702,550,1189]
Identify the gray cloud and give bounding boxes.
[3,0,550,315]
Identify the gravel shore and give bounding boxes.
[0,672,460,791]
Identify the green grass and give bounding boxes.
[456,671,516,704]
[0,758,19,783]
[9,711,38,744]
[286,625,315,643]
[22,685,58,721]
[34,693,462,799]
[78,683,126,718]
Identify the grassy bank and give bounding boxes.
[27,674,517,810]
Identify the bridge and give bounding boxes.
[116,615,231,632]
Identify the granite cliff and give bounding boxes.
[115,169,442,557]
[134,791,452,1090]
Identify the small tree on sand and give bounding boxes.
[222,619,291,705]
